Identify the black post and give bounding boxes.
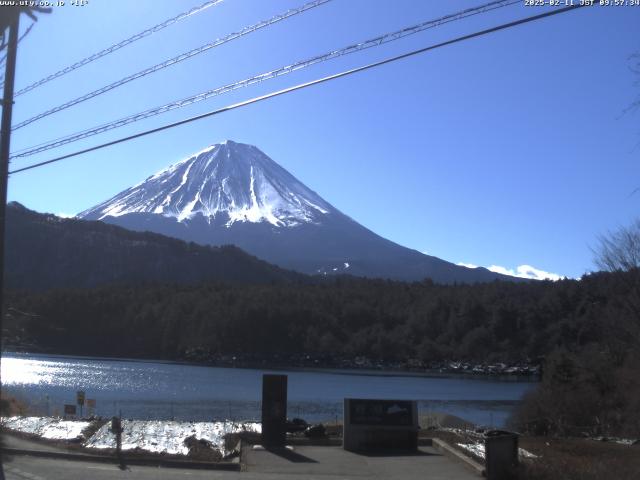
[111,415,125,469]
[261,374,287,448]
[0,8,20,400]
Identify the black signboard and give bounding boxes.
[261,374,287,447]
[348,399,413,426]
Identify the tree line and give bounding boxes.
[3,269,636,364]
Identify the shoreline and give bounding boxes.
[1,349,540,382]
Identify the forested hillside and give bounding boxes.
[5,202,306,289]
[4,269,637,365]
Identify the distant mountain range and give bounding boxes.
[5,202,305,290]
[78,140,514,284]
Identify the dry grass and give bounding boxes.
[424,429,640,480]
[518,437,640,480]
[0,391,30,416]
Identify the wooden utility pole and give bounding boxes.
[0,8,20,392]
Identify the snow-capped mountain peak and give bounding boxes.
[77,140,520,283]
[79,140,333,227]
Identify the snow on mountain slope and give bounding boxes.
[79,140,332,227]
[78,140,520,284]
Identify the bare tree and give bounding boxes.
[594,219,640,272]
[629,52,640,115]
[597,54,640,272]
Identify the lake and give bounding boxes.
[1,352,535,427]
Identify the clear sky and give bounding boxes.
[6,0,640,280]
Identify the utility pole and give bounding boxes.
[0,8,20,396]
[0,7,48,408]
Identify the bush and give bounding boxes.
[510,348,640,437]
[0,391,30,416]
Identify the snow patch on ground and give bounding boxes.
[1,416,90,440]
[457,442,539,460]
[2,416,261,456]
[457,442,485,458]
[84,420,260,456]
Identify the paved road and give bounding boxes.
[1,445,479,480]
[2,455,235,480]
[244,445,479,479]
[1,435,79,454]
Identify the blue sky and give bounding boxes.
[6,0,640,279]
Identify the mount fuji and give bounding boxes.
[78,140,512,283]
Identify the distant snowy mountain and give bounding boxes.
[82,140,333,227]
[79,140,516,283]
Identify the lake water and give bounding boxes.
[1,353,535,427]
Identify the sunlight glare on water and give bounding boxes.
[1,357,69,386]
[0,356,153,390]
[1,353,534,426]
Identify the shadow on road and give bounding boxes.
[265,447,319,463]
[351,449,440,458]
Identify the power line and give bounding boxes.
[0,21,36,88]
[11,0,332,131]
[13,0,225,97]
[1,22,33,66]
[9,3,587,176]
[11,0,519,159]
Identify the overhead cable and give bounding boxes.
[11,0,518,159]
[9,3,586,175]
[0,21,36,89]
[14,0,226,97]
[11,0,332,131]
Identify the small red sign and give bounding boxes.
[64,404,77,415]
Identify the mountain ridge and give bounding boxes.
[5,201,307,290]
